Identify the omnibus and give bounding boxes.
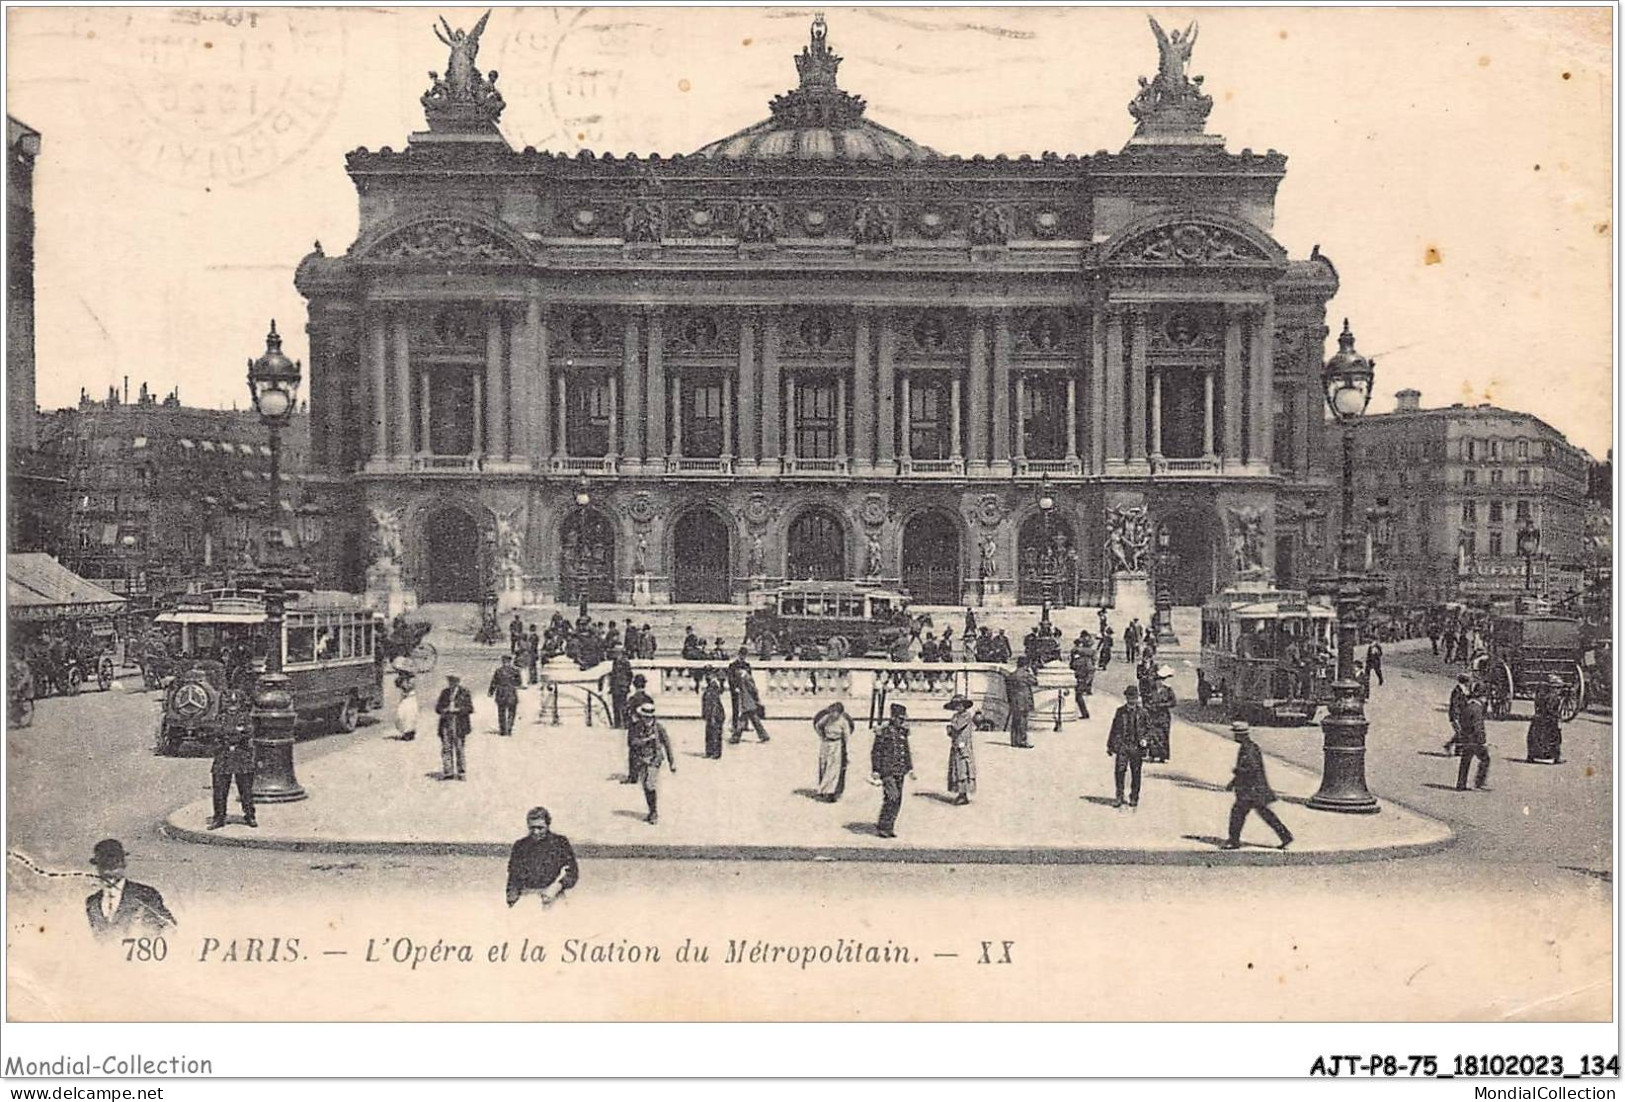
[744,583,924,659]
[1197,587,1336,725]
[152,587,385,755]
[1474,610,1588,721]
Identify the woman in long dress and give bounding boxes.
[945,696,978,805]
[812,702,852,801]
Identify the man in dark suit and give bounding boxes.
[608,647,634,728]
[1222,721,1293,850]
[1106,683,1150,808]
[435,673,473,780]
[870,703,915,839]
[1445,674,1471,755]
[1455,684,1491,791]
[727,650,770,743]
[622,674,653,782]
[207,689,257,829]
[1005,657,1037,748]
[86,839,176,938]
[488,654,524,737]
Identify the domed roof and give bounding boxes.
[694,16,937,162]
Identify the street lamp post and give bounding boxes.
[1037,477,1056,625]
[245,320,306,804]
[572,482,592,619]
[1517,522,1541,598]
[1308,319,1380,815]
[1153,522,1180,646]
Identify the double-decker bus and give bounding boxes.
[152,587,384,755]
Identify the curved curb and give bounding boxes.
[162,817,1455,867]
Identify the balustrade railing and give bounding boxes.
[1150,456,1223,475]
[782,457,850,476]
[664,456,734,475]
[551,455,621,475]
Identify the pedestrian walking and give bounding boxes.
[1098,626,1114,670]
[812,701,853,801]
[509,613,525,657]
[1071,639,1095,720]
[943,695,977,805]
[622,674,652,783]
[1365,640,1384,687]
[1445,674,1470,755]
[1526,675,1566,764]
[435,673,472,780]
[870,703,915,839]
[505,806,578,908]
[1454,683,1491,791]
[608,647,633,728]
[727,649,771,743]
[1144,664,1176,762]
[1221,721,1293,850]
[628,702,676,825]
[489,654,523,736]
[1005,656,1037,749]
[701,669,727,759]
[525,626,541,685]
[207,688,257,830]
[394,672,419,742]
[1125,618,1143,663]
[1106,683,1150,809]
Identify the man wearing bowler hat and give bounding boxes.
[1106,683,1150,808]
[85,839,175,938]
[1222,721,1294,850]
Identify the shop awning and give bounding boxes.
[7,553,128,622]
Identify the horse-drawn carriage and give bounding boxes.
[1472,610,1588,721]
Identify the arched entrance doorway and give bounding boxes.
[786,509,846,581]
[1017,511,1078,606]
[901,511,962,605]
[423,505,480,603]
[1160,511,1217,604]
[672,511,731,604]
[560,508,616,604]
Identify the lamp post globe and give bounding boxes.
[1309,319,1380,814]
[1037,477,1056,619]
[1154,521,1179,646]
[245,320,306,804]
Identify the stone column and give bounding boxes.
[836,375,848,461]
[530,298,550,460]
[607,374,620,459]
[1249,302,1275,466]
[784,373,798,461]
[554,375,567,458]
[1013,373,1026,460]
[898,372,911,462]
[762,314,782,460]
[367,312,387,462]
[737,311,758,463]
[1129,308,1149,461]
[486,312,506,458]
[722,373,734,458]
[644,309,664,458]
[1223,305,1245,462]
[992,311,1012,465]
[876,317,895,466]
[623,313,645,463]
[951,375,963,461]
[1088,309,1105,472]
[418,369,431,457]
[1066,374,1078,461]
[471,373,484,461]
[1295,384,1311,476]
[1203,368,1217,459]
[852,311,874,467]
[391,311,411,459]
[1150,369,1163,459]
[669,371,683,459]
[507,300,531,461]
[1104,306,1125,461]
[967,313,989,471]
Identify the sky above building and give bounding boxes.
[6,6,1614,456]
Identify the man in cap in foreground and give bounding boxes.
[1222,721,1293,851]
[86,839,176,938]
[505,806,578,907]
[870,703,915,838]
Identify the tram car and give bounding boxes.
[153,588,385,755]
[1472,610,1588,721]
[1196,587,1336,725]
[744,583,922,659]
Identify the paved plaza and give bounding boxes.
[163,654,1451,863]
